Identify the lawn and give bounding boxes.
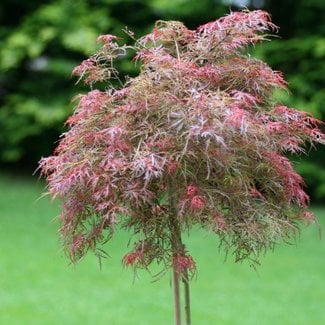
[0,172,324,324]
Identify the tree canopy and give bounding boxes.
[1,0,324,199]
[40,10,324,270]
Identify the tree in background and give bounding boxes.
[40,10,324,324]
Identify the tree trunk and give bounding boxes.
[172,253,182,325]
[183,269,191,325]
[170,208,183,325]
[168,181,191,325]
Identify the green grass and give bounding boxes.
[0,172,324,324]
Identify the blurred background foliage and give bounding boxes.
[0,0,324,200]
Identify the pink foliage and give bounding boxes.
[122,251,145,267]
[214,213,227,230]
[190,196,205,212]
[97,34,118,45]
[186,184,199,198]
[304,211,317,225]
[173,255,196,274]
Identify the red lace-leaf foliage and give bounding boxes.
[39,10,324,271]
[214,212,227,231]
[190,196,206,212]
[304,211,317,226]
[122,251,145,268]
[186,184,199,198]
[97,34,118,45]
[173,255,196,275]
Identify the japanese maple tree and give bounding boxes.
[39,10,324,325]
